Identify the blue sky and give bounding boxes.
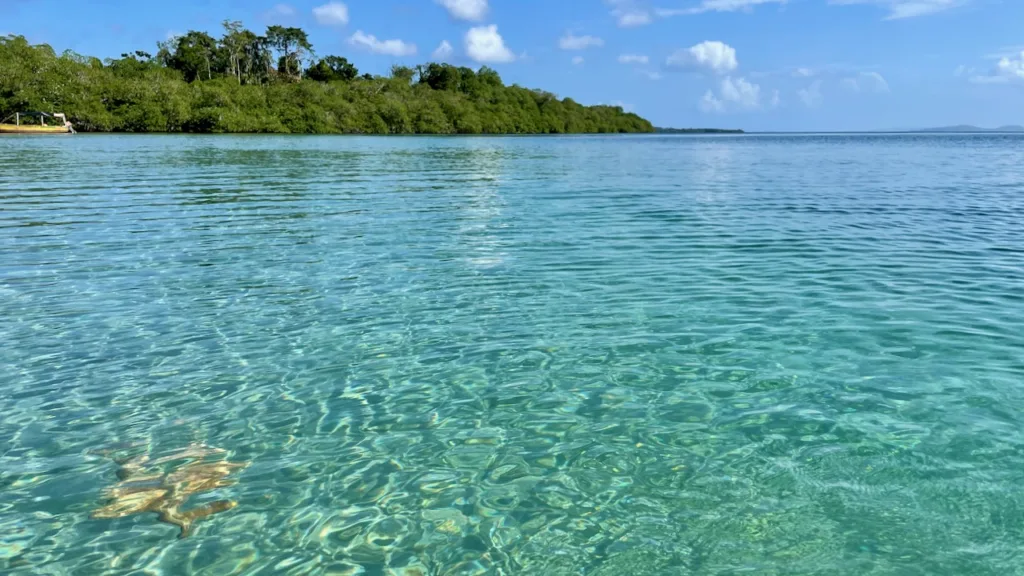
[5,0,1024,131]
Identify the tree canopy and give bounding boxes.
[0,26,654,135]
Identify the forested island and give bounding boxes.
[0,26,654,134]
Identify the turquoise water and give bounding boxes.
[2,134,1024,575]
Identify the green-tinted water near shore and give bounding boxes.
[3,134,1024,575]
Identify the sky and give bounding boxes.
[4,0,1024,131]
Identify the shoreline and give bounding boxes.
[8,131,1024,137]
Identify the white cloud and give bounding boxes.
[993,52,1024,81]
[572,56,585,65]
[313,2,349,25]
[793,67,814,77]
[986,46,1024,60]
[617,11,652,26]
[606,0,652,27]
[700,91,725,113]
[465,25,515,63]
[611,0,786,23]
[829,0,964,19]
[266,3,295,20]
[657,0,787,16]
[436,0,488,21]
[642,70,662,80]
[618,54,649,64]
[720,76,761,108]
[987,45,1024,58]
[667,41,738,74]
[866,72,891,91]
[700,76,762,112]
[560,33,604,50]
[842,71,890,92]
[770,89,781,107]
[271,3,295,15]
[348,31,417,57]
[798,80,823,107]
[970,50,1024,84]
[432,40,454,60]
[969,75,1007,85]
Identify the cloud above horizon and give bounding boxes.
[312,2,348,26]
[700,76,764,112]
[842,71,891,92]
[829,0,965,19]
[970,50,1024,84]
[264,3,295,22]
[432,40,454,60]
[436,0,488,21]
[609,0,964,25]
[667,41,739,74]
[619,54,649,64]
[465,25,515,63]
[606,0,653,27]
[560,33,604,50]
[270,3,294,16]
[799,80,824,107]
[657,0,787,17]
[348,30,417,56]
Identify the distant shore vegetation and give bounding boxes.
[0,26,654,135]
[654,127,744,134]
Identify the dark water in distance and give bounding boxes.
[3,134,1024,575]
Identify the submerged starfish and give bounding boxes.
[92,445,247,538]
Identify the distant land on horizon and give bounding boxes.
[654,127,745,134]
[917,125,1024,133]
[692,126,1024,135]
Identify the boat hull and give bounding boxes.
[0,124,72,134]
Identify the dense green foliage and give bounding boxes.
[0,25,653,134]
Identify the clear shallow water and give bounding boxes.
[2,133,1024,575]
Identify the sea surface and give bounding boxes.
[2,134,1024,575]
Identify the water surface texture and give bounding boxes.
[3,134,1024,575]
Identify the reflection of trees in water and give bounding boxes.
[0,143,94,200]
[153,144,372,335]
[164,147,368,251]
[166,148,367,203]
[166,147,365,169]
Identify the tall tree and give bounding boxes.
[220,20,245,84]
[390,65,416,85]
[477,66,503,88]
[419,63,460,92]
[107,51,158,79]
[167,31,220,82]
[265,26,311,78]
[305,56,358,82]
[241,32,272,85]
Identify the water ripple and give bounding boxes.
[2,134,1024,574]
